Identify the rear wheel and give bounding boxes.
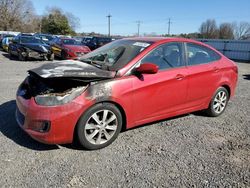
[76,103,122,150]
[205,87,229,117]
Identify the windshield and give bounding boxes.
[20,37,45,44]
[62,39,81,45]
[80,39,153,71]
[40,35,54,41]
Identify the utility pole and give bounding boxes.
[136,21,142,36]
[106,14,112,37]
[167,18,172,36]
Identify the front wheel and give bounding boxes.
[18,51,26,61]
[205,87,229,117]
[76,103,122,150]
[47,53,54,61]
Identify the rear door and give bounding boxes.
[131,42,188,124]
[184,42,222,107]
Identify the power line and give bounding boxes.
[106,14,112,37]
[136,20,142,36]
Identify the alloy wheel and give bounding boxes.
[84,110,118,145]
[213,90,227,114]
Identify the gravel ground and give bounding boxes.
[0,50,249,187]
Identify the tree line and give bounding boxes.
[1,0,250,39]
[178,19,250,40]
[0,0,79,35]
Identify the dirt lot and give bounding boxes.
[0,50,249,187]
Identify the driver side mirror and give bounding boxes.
[135,63,158,74]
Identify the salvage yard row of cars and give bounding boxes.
[0,32,112,61]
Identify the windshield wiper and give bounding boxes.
[80,58,104,69]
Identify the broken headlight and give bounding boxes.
[35,86,87,106]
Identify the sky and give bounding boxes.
[31,0,250,36]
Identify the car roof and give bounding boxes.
[123,37,202,44]
[60,37,75,40]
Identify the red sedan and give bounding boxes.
[16,37,238,150]
[50,37,91,59]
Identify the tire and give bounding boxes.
[76,103,122,150]
[8,48,13,59]
[18,51,25,61]
[48,53,54,61]
[61,51,66,60]
[205,87,229,117]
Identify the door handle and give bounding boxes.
[175,74,184,80]
[213,67,220,72]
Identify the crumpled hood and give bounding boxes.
[22,43,50,53]
[28,60,116,80]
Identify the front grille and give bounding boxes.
[16,108,25,126]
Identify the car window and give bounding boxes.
[13,36,19,43]
[140,42,183,70]
[186,43,221,65]
[56,38,61,45]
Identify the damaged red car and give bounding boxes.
[16,37,238,150]
[50,37,91,59]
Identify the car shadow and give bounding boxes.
[1,52,14,60]
[243,74,250,80]
[0,100,209,151]
[0,100,59,151]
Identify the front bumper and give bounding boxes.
[15,94,92,144]
[25,51,50,59]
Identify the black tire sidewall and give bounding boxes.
[208,87,229,117]
[18,51,25,61]
[76,103,122,150]
[48,53,54,61]
[61,51,66,60]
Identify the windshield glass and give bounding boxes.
[80,39,153,71]
[40,35,54,41]
[62,39,81,45]
[20,37,44,44]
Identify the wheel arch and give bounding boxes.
[221,84,231,98]
[73,100,127,143]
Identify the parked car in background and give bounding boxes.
[82,36,112,50]
[73,36,84,42]
[50,37,91,59]
[15,37,238,150]
[9,36,54,61]
[1,36,14,51]
[34,33,55,45]
[0,34,15,48]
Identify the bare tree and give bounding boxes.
[66,12,80,31]
[219,23,234,39]
[199,19,219,39]
[0,0,39,32]
[233,22,250,40]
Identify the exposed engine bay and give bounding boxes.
[17,60,116,106]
